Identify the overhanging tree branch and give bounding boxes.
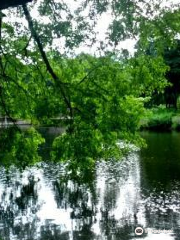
[22,4,73,119]
[22,4,62,84]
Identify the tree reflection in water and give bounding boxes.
[0,158,142,239]
[0,128,179,240]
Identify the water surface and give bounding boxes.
[0,129,180,239]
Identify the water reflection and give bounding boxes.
[0,129,180,239]
[140,132,180,240]
[0,157,141,240]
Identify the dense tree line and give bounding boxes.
[145,40,180,108]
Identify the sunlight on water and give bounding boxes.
[0,131,180,239]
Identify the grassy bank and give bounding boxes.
[140,107,180,131]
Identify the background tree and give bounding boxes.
[138,39,180,109]
[164,40,180,108]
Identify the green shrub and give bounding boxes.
[140,107,176,131]
[172,115,180,131]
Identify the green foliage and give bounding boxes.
[135,8,180,55]
[164,40,180,107]
[0,51,169,170]
[0,127,45,169]
[130,55,169,95]
[50,55,149,170]
[172,115,180,131]
[141,107,175,131]
[140,39,180,108]
[0,0,179,171]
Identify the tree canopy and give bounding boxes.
[0,0,180,174]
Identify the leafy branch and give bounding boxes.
[22,4,74,121]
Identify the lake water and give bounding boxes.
[0,129,180,240]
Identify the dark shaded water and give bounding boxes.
[0,129,180,239]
